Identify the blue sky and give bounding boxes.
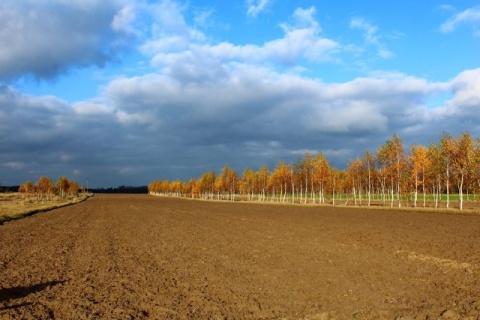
[1,0,480,187]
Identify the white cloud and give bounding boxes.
[440,7,480,34]
[286,7,320,31]
[103,64,451,145]
[350,17,379,42]
[449,69,480,107]
[143,5,338,76]
[194,9,213,28]
[4,162,24,170]
[2,66,480,186]
[0,0,131,81]
[151,0,192,37]
[350,17,393,60]
[439,4,456,12]
[111,4,137,35]
[73,100,115,116]
[139,0,206,57]
[246,0,271,18]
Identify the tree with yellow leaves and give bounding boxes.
[451,132,475,210]
[56,176,70,198]
[410,144,429,208]
[35,176,55,201]
[271,160,290,203]
[257,166,269,202]
[19,180,34,199]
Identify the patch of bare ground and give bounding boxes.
[1,194,479,319]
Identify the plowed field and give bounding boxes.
[1,194,480,319]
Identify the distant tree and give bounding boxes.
[474,139,480,195]
[199,172,215,199]
[219,165,238,201]
[363,151,375,206]
[19,180,34,199]
[288,162,299,204]
[410,144,429,208]
[439,132,454,209]
[300,153,314,203]
[192,179,201,199]
[68,180,79,196]
[35,176,54,200]
[148,180,159,194]
[241,168,256,201]
[271,160,290,203]
[228,168,238,201]
[389,134,407,207]
[451,132,475,210]
[188,178,197,198]
[169,179,183,197]
[377,135,406,207]
[347,157,363,206]
[313,152,331,204]
[427,142,443,208]
[181,181,190,196]
[376,145,389,206]
[214,175,224,200]
[56,176,70,198]
[330,168,338,205]
[257,166,269,202]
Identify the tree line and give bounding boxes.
[90,186,148,194]
[18,176,84,201]
[149,132,480,210]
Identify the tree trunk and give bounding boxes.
[414,173,418,208]
[446,165,450,209]
[390,177,394,208]
[353,187,357,206]
[459,173,464,210]
[422,167,426,208]
[291,180,295,204]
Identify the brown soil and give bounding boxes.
[1,194,480,319]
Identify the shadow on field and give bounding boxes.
[0,280,66,304]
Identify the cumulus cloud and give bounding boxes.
[440,7,480,34]
[0,0,132,81]
[142,5,338,78]
[139,0,206,57]
[102,65,468,165]
[2,64,480,186]
[431,69,480,129]
[449,69,480,107]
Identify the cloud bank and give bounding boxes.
[2,66,479,186]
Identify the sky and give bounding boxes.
[1,0,480,188]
